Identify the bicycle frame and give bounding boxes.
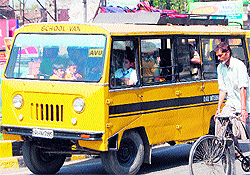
[215,114,250,172]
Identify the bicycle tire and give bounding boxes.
[189,135,231,175]
[241,156,250,172]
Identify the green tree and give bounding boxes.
[151,0,187,13]
[150,0,229,12]
[30,4,39,12]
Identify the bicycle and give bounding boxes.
[189,113,250,175]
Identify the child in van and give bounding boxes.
[49,63,66,80]
[64,60,82,80]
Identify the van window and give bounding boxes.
[141,38,176,84]
[176,38,201,82]
[5,34,106,82]
[247,38,250,57]
[201,37,247,79]
[201,38,220,79]
[229,38,247,64]
[247,38,250,73]
[110,40,138,88]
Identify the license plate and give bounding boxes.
[32,128,54,139]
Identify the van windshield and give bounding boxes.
[5,33,106,82]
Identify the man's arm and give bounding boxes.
[190,51,201,64]
[240,87,248,123]
[215,90,227,116]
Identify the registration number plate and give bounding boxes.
[32,128,54,139]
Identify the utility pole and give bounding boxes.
[19,0,23,25]
[22,0,25,25]
[17,0,25,25]
[54,0,57,22]
[83,0,87,22]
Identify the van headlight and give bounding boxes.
[73,98,85,113]
[13,95,23,109]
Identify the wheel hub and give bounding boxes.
[204,159,213,166]
[117,138,136,165]
[120,146,130,162]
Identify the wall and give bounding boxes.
[45,0,100,23]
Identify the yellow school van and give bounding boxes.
[1,13,249,174]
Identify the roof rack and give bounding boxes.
[93,12,228,26]
[159,13,228,26]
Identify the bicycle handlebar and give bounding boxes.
[215,113,242,121]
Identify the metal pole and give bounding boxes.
[19,0,22,25]
[22,0,24,24]
[85,0,87,22]
[82,0,87,22]
[54,0,57,22]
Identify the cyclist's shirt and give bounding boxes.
[217,57,250,113]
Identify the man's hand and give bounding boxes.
[214,108,220,121]
[241,109,248,123]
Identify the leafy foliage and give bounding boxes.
[151,0,188,13]
[150,0,229,13]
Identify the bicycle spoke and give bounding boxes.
[189,135,231,175]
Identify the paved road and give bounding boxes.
[0,143,249,175]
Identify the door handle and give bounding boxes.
[176,125,182,130]
[200,85,205,91]
[175,90,181,96]
[200,82,205,91]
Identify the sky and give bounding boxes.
[10,0,45,8]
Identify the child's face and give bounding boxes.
[68,65,78,73]
[54,68,65,78]
[123,59,131,70]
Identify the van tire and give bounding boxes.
[101,130,144,175]
[23,141,66,174]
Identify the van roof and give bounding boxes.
[99,23,245,36]
[17,22,245,36]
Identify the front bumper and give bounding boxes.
[1,125,104,141]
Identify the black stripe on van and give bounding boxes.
[109,94,218,116]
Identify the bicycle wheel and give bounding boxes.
[189,135,231,175]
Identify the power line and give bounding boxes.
[36,0,56,21]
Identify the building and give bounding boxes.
[45,0,101,23]
[0,0,9,6]
[0,0,15,19]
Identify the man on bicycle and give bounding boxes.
[214,42,249,140]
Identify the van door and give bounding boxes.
[201,37,221,135]
[139,37,179,145]
[175,37,205,142]
[108,38,142,138]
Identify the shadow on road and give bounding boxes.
[139,143,192,174]
[59,143,192,175]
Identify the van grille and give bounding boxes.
[31,103,63,122]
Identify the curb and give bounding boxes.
[0,156,25,169]
[0,140,88,169]
[0,154,88,169]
